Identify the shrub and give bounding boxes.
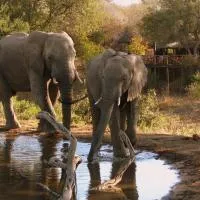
[187,72,200,98]
[128,35,148,55]
[72,96,91,125]
[13,97,39,120]
[138,89,168,130]
[79,39,104,62]
[54,93,91,126]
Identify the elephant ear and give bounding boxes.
[127,55,148,102]
[26,31,49,75]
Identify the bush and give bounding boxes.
[187,72,200,98]
[128,35,148,55]
[138,89,168,130]
[72,97,91,125]
[54,93,91,126]
[13,97,39,120]
[79,39,104,62]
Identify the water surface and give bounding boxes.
[0,134,179,200]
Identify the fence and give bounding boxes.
[143,55,187,66]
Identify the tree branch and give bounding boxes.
[36,111,82,200]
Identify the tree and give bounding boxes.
[0,4,30,37]
[0,0,106,60]
[128,35,148,55]
[140,0,200,55]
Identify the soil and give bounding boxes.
[1,121,200,200]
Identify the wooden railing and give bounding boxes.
[143,55,186,66]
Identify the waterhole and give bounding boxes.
[0,135,179,200]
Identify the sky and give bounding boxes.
[113,0,141,6]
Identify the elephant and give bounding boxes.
[0,31,81,131]
[86,49,148,162]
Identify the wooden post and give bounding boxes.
[166,67,170,95]
[154,65,157,88]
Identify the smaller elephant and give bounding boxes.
[86,49,148,162]
[0,31,81,131]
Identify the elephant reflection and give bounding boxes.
[87,49,148,162]
[87,161,138,200]
[0,133,62,199]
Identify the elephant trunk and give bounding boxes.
[59,82,73,130]
[88,102,114,162]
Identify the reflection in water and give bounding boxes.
[0,134,179,200]
[87,161,138,200]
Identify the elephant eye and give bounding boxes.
[121,75,126,81]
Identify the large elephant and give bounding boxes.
[86,49,148,162]
[0,31,81,131]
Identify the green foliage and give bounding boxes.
[0,0,105,60]
[140,0,200,54]
[128,35,148,55]
[89,30,105,45]
[138,89,168,130]
[72,97,91,125]
[54,95,91,125]
[12,97,40,120]
[187,72,200,99]
[0,4,30,36]
[79,39,104,62]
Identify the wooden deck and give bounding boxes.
[143,55,186,66]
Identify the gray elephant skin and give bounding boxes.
[0,31,80,131]
[86,49,148,162]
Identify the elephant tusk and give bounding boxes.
[118,97,121,106]
[52,78,58,84]
[75,69,83,84]
[94,97,102,105]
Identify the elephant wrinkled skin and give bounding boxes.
[86,49,148,162]
[0,31,81,131]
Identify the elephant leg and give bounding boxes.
[29,72,55,132]
[88,93,100,133]
[126,98,139,146]
[48,80,60,106]
[109,104,129,158]
[2,99,21,129]
[120,105,127,132]
[0,75,20,129]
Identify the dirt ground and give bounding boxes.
[0,121,200,200]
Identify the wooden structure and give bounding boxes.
[142,55,200,95]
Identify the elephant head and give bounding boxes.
[26,31,81,129]
[87,49,148,161]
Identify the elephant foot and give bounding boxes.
[129,137,137,147]
[4,121,21,131]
